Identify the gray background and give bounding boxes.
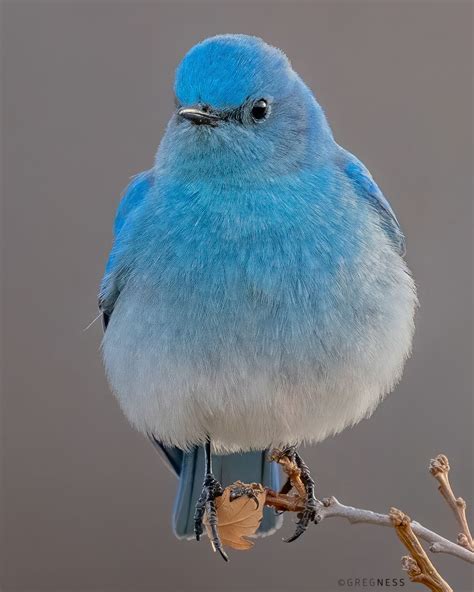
[1,1,473,591]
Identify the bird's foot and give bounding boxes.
[285,450,317,542]
[270,447,318,543]
[194,473,228,561]
[229,481,261,508]
[271,446,306,498]
[284,494,317,542]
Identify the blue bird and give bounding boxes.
[99,34,417,559]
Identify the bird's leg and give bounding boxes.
[271,446,317,542]
[277,446,299,495]
[269,446,306,515]
[285,450,317,543]
[272,446,306,498]
[193,439,228,561]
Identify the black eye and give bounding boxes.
[251,99,268,121]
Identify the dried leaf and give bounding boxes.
[204,482,266,550]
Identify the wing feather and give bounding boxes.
[98,169,154,326]
[343,154,406,256]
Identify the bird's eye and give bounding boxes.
[251,99,268,121]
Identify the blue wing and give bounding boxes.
[343,154,406,256]
[99,169,154,327]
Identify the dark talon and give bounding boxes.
[193,439,228,561]
[284,499,317,543]
[205,498,228,561]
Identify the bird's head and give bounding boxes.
[157,35,334,182]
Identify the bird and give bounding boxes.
[99,34,417,560]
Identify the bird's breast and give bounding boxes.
[102,174,417,447]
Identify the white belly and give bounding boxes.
[102,262,416,453]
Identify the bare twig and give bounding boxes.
[263,451,474,566]
[264,492,474,564]
[430,454,474,551]
[390,507,452,592]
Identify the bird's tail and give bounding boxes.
[153,442,283,539]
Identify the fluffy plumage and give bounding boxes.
[100,34,417,454]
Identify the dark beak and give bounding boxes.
[177,107,221,126]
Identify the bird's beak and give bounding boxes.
[177,107,221,126]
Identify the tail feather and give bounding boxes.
[152,441,282,539]
[149,435,183,477]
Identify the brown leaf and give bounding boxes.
[204,482,266,550]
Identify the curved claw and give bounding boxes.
[251,494,260,509]
[284,508,317,543]
[248,491,260,509]
[229,483,260,509]
[284,530,303,543]
[206,499,229,561]
[284,507,316,543]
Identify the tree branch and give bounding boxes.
[390,507,452,592]
[429,454,474,552]
[264,491,474,564]
[211,449,472,590]
[264,449,474,570]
